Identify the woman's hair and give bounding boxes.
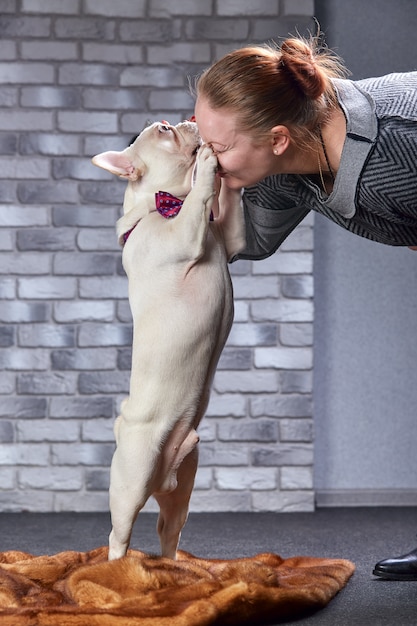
[195,35,348,148]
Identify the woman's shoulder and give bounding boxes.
[354,72,417,120]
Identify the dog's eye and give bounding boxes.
[159,124,171,133]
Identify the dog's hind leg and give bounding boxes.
[108,416,163,561]
[154,438,199,559]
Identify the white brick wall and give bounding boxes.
[0,0,315,512]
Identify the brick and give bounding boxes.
[53,157,105,181]
[206,393,247,418]
[0,373,15,394]
[0,278,15,299]
[0,252,50,275]
[19,324,75,348]
[148,43,211,64]
[189,491,251,513]
[217,348,251,370]
[194,467,212,490]
[78,323,132,347]
[0,468,16,490]
[83,88,146,111]
[51,443,114,466]
[280,466,313,489]
[55,18,115,40]
[0,421,14,443]
[18,277,77,299]
[233,300,249,322]
[120,19,181,43]
[197,421,216,442]
[58,111,118,133]
[49,397,113,419]
[21,133,80,156]
[121,66,183,88]
[281,276,314,298]
[85,0,146,17]
[51,348,117,370]
[53,206,117,228]
[150,89,196,110]
[280,322,313,346]
[254,347,312,369]
[23,86,82,109]
[21,41,78,60]
[18,467,83,490]
[0,302,49,323]
[214,371,278,394]
[0,181,16,202]
[82,418,115,442]
[215,467,277,490]
[218,420,278,443]
[82,43,143,64]
[0,444,49,465]
[0,40,16,61]
[281,0,315,16]
[78,181,124,206]
[54,492,110,512]
[54,301,115,323]
[251,490,314,512]
[185,19,249,40]
[280,370,313,393]
[0,17,50,38]
[0,87,18,106]
[251,299,313,322]
[217,0,279,15]
[0,326,14,347]
[0,62,53,84]
[54,252,115,276]
[0,397,48,419]
[117,301,133,323]
[79,276,128,299]
[0,231,14,251]
[199,444,249,466]
[280,419,313,442]
[251,394,313,418]
[22,0,80,14]
[232,276,279,299]
[16,419,79,442]
[17,372,77,395]
[0,157,49,180]
[150,0,212,17]
[0,348,49,371]
[78,372,129,395]
[0,491,53,512]
[227,323,277,346]
[85,468,110,491]
[17,229,75,251]
[117,348,131,370]
[0,133,17,153]
[252,445,313,466]
[0,111,53,131]
[18,181,78,204]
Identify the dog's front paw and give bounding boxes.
[195,144,217,185]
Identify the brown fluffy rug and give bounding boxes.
[0,546,354,625]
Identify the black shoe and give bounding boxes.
[373,546,417,580]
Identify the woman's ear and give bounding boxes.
[271,125,290,155]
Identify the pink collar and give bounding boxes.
[122,191,213,245]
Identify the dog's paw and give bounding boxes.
[195,144,217,178]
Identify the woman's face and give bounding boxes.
[194,97,277,189]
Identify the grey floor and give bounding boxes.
[0,507,416,625]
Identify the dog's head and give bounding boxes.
[92,121,201,214]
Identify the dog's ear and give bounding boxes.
[92,151,145,181]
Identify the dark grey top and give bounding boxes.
[237,72,417,260]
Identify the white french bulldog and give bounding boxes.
[92,121,244,560]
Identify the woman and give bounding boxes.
[194,35,417,580]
